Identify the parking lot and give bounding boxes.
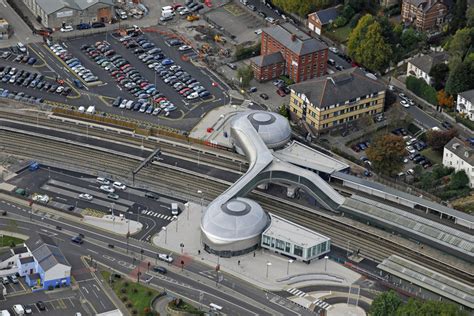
[8,166,185,242]
[0,276,29,297]
[0,291,88,316]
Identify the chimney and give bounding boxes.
[291,34,296,41]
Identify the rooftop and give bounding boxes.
[273,141,349,175]
[378,255,474,308]
[408,51,449,74]
[263,23,327,56]
[12,246,28,255]
[290,67,386,108]
[263,213,330,247]
[445,137,474,166]
[19,256,35,264]
[458,89,474,103]
[250,52,285,67]
[35,0,114,15]
[308,6,340,25]
[27,234,70,272]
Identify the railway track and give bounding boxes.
[1,129,472,285]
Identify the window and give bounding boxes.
[262,235,270,246]
[285,242,291,253]
[275,239,285,251]
[293,245,303,257]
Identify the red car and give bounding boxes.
[140,82,150,88]
[276,88,286,97]
[120,64,131,71]
[179,87,191,95]
[154,97,167,103]
[172,4,182,10]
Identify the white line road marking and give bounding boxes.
[87,249,99,254]
[82,286,89,294]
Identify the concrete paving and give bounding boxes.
[83,214,142,236]
[328,303,366,316]
[151,202,361,291]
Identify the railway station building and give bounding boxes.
[261,213,331,262]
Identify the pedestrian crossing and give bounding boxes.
[141,209,173,221]
[287,288,307,298]
[313,299,331,310]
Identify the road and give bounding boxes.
[0,199,311,315]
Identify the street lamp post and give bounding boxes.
[185,202,189,221]
[162,226,167,244]
[197,190,203,213]
[287,259,293,275]
[324,255,329,272]
[266,262,272,278]
[174,215,178,232]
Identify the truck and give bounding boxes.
[161,10,174,18]
[86,106,95,115]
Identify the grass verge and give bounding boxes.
[420,148,442,165]
[100,271,159,316]
[0,235,24,247]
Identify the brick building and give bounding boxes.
[401,0,448,31]
[307,6,340,36]
[250,23,328,83]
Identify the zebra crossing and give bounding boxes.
[313,299,331,310]
[141,209,173,221]
[287,288,307,297]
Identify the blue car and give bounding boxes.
[73,79,83,89]
[1,90,9,97]
[69,61,80,68]
[161,58,174,66]
[27,57,37,65]
[199,90,211,98]
[77,23,91,30]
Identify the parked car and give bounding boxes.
[259,93,269,100]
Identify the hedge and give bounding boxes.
[406,76,437,105]
[235,42,261,61]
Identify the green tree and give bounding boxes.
[445,60,474,95]
[396,298,467,316]
[400,28,421,50]
[333,16,348,27]
[278,105,289,118]
[406,76,437,105]
[348,14,376,56]
[370,290,402,316]
[426,128,459,151]
[341,5,355,20]
[366,134,407,175]
[450,170,469,190]
[467,6,474,27]
[429,63,449,90]
[447,27,473,60]
[450,0,467,32]
[236,65,254,88]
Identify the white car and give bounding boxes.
[400,100,409,108]
[158,253,173,263]
[60,25,74,32]
[254,29,262,35]
[112,181,126,190]
[406,146,416,154]
[329,47,339,54]
[79,193,93,201]
[187,92,199,100]
[100,185,115,193]
[33,194,49,203]
[265,17,276,24]
[96,177,110,185]
[178,45,192,51]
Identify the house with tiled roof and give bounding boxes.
[456,89,474,121]
[401,0,448,31]
[250,23,328,83]
[21,0,114,29]
[24,234,71,290]
[307,6,341,35]
[289,67,386,131]
[406,51,449,85]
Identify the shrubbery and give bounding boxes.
[406,76,437,105]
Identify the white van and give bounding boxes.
[86,106,95,115]
[161,6,173,12]
[162,10,174,18]
[1,310,11,316]
[171,203,179,215]
[78,106,85,113]
[12,305,24,316]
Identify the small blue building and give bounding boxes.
[24,234,71,290]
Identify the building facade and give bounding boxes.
[0,19,10,40]
[250,52,286,82]
[307,6,340,36]
[406,51,448,85]
[401,0,447,31]
[250,23,328,83]
[261,213,331,262]
[443,138,474,188]
[22,0,114,29]
[456,89,474,121]
[289,67,386,132]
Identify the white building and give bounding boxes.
[456,89,474,121]
[406,52,448,85]
[261,213,330,262]
[443,137,474,188]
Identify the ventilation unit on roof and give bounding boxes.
[464,151,470,158]
[452,143,460,149]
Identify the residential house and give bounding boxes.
[24,234,71,290]
[307,6,340,36]
[21,0,114,29]
[456,89,474,121]
[406,51,449,85]
[443,137,474,188]
[401,0,448,31]
[289,67,386,132]
[250,23,328,83]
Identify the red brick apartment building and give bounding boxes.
[401,0,447,31]
[250,23,328,83]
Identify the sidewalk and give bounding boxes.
[83,214,142,236]
[151,202,361,291]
